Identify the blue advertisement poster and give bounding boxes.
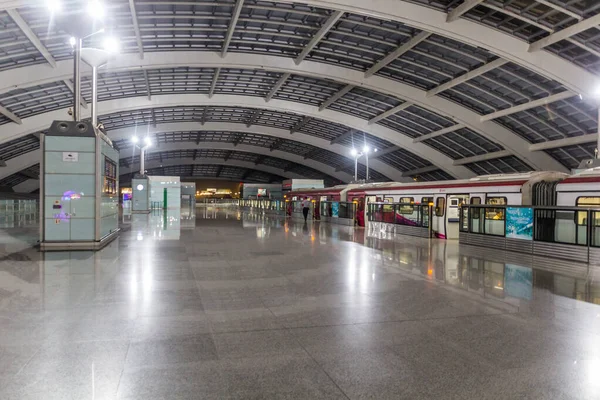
[331,202,339,218]
[504,264,533,300]
[506,207,533,240]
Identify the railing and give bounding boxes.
[459,204,600,263]
[368,202,430,228]
[238,199,285,213]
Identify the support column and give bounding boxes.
[91,65,98,127]
[73,38,82,121]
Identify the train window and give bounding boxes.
[486,197,507,205]
[421,196,433,205]
[383,197,394,212]
[576,197,600,225]
[470,197,481,205]
[577,197,600,207]
[398,197,414,214]
[485,208,505,220]
[435,197,445,217]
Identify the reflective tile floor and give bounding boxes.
[1,206,600,399]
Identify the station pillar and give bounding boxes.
[40,120,120,251]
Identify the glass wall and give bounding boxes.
[461,205,600,249]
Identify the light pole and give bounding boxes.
[132,136,152,176]
[351,148,359,181]
[80,37,119,128]
[48,0,108,122]
[351,147,378,182]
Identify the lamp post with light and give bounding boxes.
[80,36,120,128]
[131,136,152,176]
[47,0,111,122]
[350,146,378,182]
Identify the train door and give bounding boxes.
[446,194,469,239]
[364,195,378,226]
[432,195,446,238]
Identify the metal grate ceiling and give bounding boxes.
[0,0,598,187]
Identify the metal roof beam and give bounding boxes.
[295,10,343,65]
[368,102,412,125]
[534,0,582,21]
[365,31,430,78]
[245,109,261,127]
[529,13,600,52]
[222,0,244,57]
[143,70,151,100]
[215,165,223,177]
[0,104,21,124]
[63,79,88,109]
[413,124,465,143]
[18,169,38,179]
[330,129,355,145]
[0,94,482,178]
[106,122,388,182]
[401,165,439,177]
[426,58,508,97]
[6,9,56,68]
[319,84,354,111]
[2,0,598,98]
[128,0,144,59]
[529,133,596,151]
[241,169,252,180]
[480,91,577,121]
[0,49,564,174]
[453,150,512,165]
[120,158,305,180]
[200,106,208,125]
[209,68,220,99]
[254,155,265,165]
[265,72,290,102]
[269,139,283,152]
[150,108,156,127]
[370,145,399,159]
[447,0,485,22]
[290,116,311,134]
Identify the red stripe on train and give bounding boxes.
[348,180,527,196]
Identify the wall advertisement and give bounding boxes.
[506,207,533,240]
[331,202,339,218]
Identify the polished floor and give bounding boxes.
[1,207,600,399]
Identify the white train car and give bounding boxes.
[556,168,600,207]
[347,172,567,239]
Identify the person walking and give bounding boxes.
[301,197,311,222]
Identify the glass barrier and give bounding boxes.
[460,205,600,248]
[337,202,356,219]
[368,203,430,228]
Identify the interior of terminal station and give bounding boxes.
[2,0,600,398]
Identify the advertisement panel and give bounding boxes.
[506,207,533,240]
[331,202,339,218]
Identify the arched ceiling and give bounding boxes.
[0,0,598,189]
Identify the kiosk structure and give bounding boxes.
[40,120,120,250]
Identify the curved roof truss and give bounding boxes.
[119,158,306,180]
[0,0,598,184]
[0,52,567,174]
[0,94,479,178]
[118,142,354,183]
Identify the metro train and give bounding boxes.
[286,169,600,239]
